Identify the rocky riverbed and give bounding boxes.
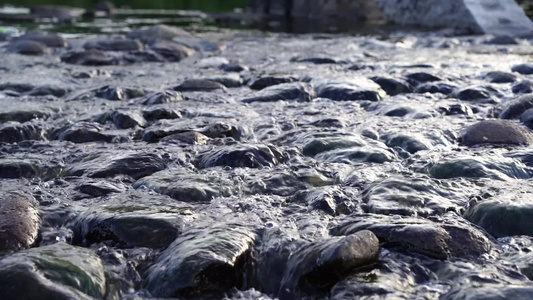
[1,10,533,300]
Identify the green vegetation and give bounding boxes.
[0,0,246,12]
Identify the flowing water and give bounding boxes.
[1,4,533,300]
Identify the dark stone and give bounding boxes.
[383,133,431,154]
[220,63,248,72]
[201,122,244,140]
[0,83,34,94]
[174,79,226,92]
[0,122,43,143]
[6,40,49,55]
[455,86,491,101]
[438,104,474,116]
[61,50,117,66]
[290,186,360,215]
[313,78,385,101]
[0,109,49,123]
[141,90,183,105]
[205,74,243,88]
[195,144,285,169]
[143,108,182,121]
[512,80,533,94]
[301,135,366,157]
[13,32,67,48]
[500,95,533,119]
[278,230,379,300]
[414,82,456,95]
[150,40,195,62]
[428,155,530,180]
[160,131,209,145]
[73,205,184,248]
[249,76,297,90]
[484,71,517,83]
[94,111,146,129]
[0,159,38,179]
[95,1,116,15]
[332,214,492,260]
[0,242,107,299]
[370,76,412,96]
[291,56,337,64]
[382,106,413,117]
[30,5,80,20]
[94,85,145,101]
[465,198,533,238]
[84,39,143,52]
[144,224,255,298]
[484,35,519,45]
[461,120,532,146]
[76,181,126,197]
[521,108,533,130]
[28,85,68,97]
[405,72,442,84]
[133,169,237,202]
[310,118,345,128]
[512,63,533,75]
[58,122,115,143]
[0,192,39,251]
[88,152,168,179]
[241,82,314,103]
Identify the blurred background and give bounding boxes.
[0,0,247,12]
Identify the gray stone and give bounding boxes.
[241,82,314,103]
[461,120,533,146]
[0,192,39,251]
[127,24,190,43]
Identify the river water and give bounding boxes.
[0,5,533,300]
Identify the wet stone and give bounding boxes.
[13,32,67,48]
[241,82,314,103]
[0,159,39,179]
[140,90,183,105]
[160,131,209,145]
[382,132,431,154]
[465,197,533,238]
[69,152,168,179]
[455,86,492,101]
[220,63,249,72]
[195,143,285,169]
[370,76,412,96]
[0,191,39,251]
[291,56,338,64]
[143,108,182,121]
[0,108,50,123]
[83,38,143,52]
[438,103,474,116]
[134,169,237,202]
[484,35,518,45]
[28,85,68,97]
[362,178,461,217]
[512,63,533,75]
[73,205,184,248]
[127,24,190,43]
[57,122,115,143]
[414,82,457,95]
[512,80,533,94]
[312,77,385,101]
[461,120,533,147]
[483,71,517,83]
[0,242,107,300]
[332,214,492,260]
[144,224,255,298]
[499,94,533,119]
[61,49,118,66]
[405,72,442,84]
[174,79,226,92]
[205,74,243,88]
[6,40,49,55]
[95,110,147,129]
[290,186,360,215]
[521,108,533,130]
[249,76,297,90]
[76,181,126,197]
[278,230,379,300]
[149,40,195,62]
[94,85,145,101]
[0,122,43,143]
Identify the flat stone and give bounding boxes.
[195,143,285,169]
[61,50,117,66]
[14,32,67,48]
[512,63,533,75]
[83,38,143,52]
[241,82,314,103]
[127,24,191,43]
[150,40,195,62]
[174,79,226,92]
[7,40,49,55]
[250,76,297,90]
[141,90,183,105]
[312,77,386,101]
